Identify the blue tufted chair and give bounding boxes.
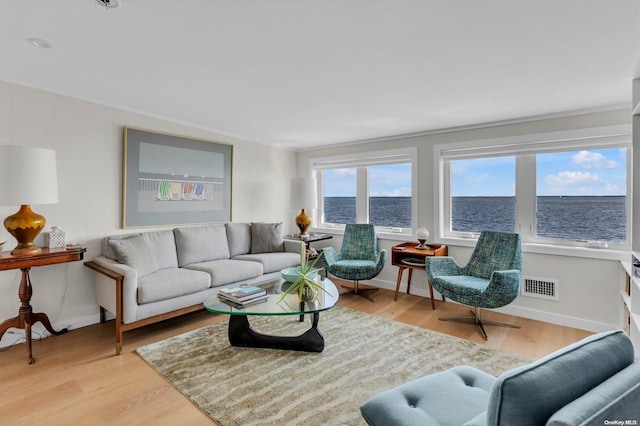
[425,231,522,339]
[361,330,640,426]
[322,224,387,301]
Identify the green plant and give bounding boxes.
[279,244,331,302]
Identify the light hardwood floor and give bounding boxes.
[0,284,592,425]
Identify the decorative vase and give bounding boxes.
[295,208,312,237]
[299,283,318,302]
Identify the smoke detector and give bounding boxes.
[95,0,120,9]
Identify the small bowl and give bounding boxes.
[281,267,318,282]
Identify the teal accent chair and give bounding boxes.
[322,224,387,301]
[361,330,640,426]
[425,231,522,339]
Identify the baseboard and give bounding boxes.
[367,277,617,334]
[0,313,101,349]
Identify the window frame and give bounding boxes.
[434,125,632,257]
[310,147,417,237]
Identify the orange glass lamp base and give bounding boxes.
[295,208,312,238]
[3,205,46,255]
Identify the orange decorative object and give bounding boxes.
[3,205,46,255]
[295,208,312,237]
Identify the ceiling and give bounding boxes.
[1,1,639,151]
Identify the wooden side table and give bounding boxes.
[391,242,448,309]
[0,247,86,364]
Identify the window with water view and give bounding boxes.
[322,163,412,229]
[448,146,628,245]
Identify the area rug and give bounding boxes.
[136,306,531,426]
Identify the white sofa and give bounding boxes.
[85,222,303,354]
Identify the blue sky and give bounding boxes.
[452,148,627,197]
[322,148,626,198]
[323,163,412,197]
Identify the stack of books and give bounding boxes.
[218,286,268,308]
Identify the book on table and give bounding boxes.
[218,286,267,303]
[219,294,268,309]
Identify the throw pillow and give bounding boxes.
[174,224,230,267]
[225,222,252,256]
[108,234,159,277]
[251,222,284,253]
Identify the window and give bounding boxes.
[437,128,630,249]
[311,148,416,233]
[536,148,627,244]
[323,168,357,224]
[369,163,412,228]
[451,156,516,233]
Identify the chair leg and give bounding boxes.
[341,280,378,302]
[438,307,520,340]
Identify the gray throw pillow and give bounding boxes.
[174,224,230,266]
[251,222,284,253]
[108,234,159,277]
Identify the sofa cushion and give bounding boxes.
[137,268,211,304]
[109,234,159,277]
[546,360,640,426]
[174,225,230,267]
[183,259,263,287]
[145,230,179,269]
[232,252,300,274]
[103,232,140,260]
[251,222,284,253]
[225,222,252,256]
[360,366,495,426]
[486,330,634,425]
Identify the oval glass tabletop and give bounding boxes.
[204,276,339,316]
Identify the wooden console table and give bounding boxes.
[0,247,86,364]
[391,242,448,309]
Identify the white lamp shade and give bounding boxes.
[290,178,317,209]
[416,227,430,240]
[0,146,59,205]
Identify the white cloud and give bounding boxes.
[371,187,412,197]
[545,171,601,186]
[604,183,622,193]
[331,168,356,177]
[571,151,619,170]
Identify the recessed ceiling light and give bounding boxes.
[26,38,52,49]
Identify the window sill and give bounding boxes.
[311,226,413,243]
[439,236,629,261]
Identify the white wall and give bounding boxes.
[297,109,631,333]
[0,81,296,347]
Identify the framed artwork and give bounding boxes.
[122,127,233,228]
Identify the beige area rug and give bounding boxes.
[136,306,531,426]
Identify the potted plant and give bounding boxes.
[280,244,329,302]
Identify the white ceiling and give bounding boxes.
[1,0,639,151]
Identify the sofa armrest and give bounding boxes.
[86,256,139,325]
[284,239,305,254]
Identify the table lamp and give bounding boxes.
[416,227,430,249]
[290,177,317,238]
[0,146,59,255]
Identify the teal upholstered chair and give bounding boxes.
[361,330,640,426]
[425,231,522,339]
[322,224,387,301]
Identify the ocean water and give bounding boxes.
[324,196,627,243]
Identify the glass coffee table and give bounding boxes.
[204,276,339,352]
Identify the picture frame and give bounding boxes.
[122,127,233,228]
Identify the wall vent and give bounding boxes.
[521,276,559,300]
